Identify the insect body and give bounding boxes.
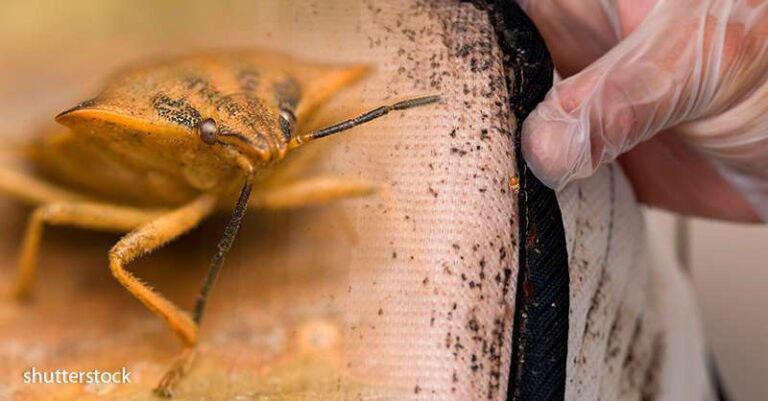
[0,50,438,396]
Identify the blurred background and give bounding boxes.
[0,1,766,400]
[644,210,768,401]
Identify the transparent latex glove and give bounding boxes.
[517,0,768,222]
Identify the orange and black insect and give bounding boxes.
[0,49,438,396]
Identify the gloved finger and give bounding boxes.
[521,39,689,190]
[522,0,768,191]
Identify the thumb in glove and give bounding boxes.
[521,0,768,220]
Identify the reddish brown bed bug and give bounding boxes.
[0,49,439,396]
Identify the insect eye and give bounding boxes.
[279,109,295,141]
[198,118,218,145]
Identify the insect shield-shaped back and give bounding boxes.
[55,91,281,168]
[55,51,372,170]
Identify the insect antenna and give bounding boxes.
[192,178,253,324]
[289,95,440,148]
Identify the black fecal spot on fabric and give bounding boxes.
[152,94,201,129]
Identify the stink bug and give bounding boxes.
[0,49,438,396]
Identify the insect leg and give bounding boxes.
[250,176,377,209]
[13,202,167,300]
[110,195,217,398]
[156,183,251,398]
[108,193,217,346]
[289,95,440,148]
[0,167,86,205]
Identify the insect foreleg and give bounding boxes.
[108,193,217,346]
[0,167,86,205]
[108,193,217,397]
[14,202,167,299]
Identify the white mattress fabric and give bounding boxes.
[280,1,716,400]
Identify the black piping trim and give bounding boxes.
[466,2,569,400]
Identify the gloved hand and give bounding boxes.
[517,0,768,222]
